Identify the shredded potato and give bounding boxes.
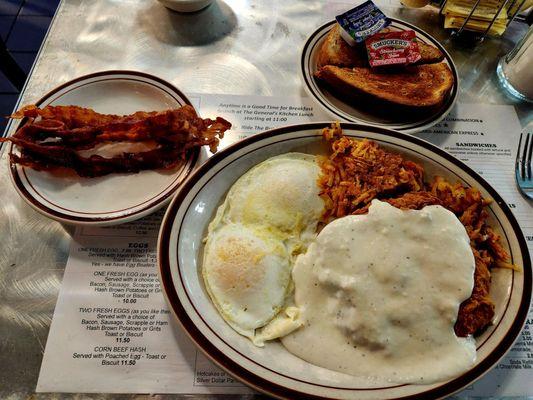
[319,123,515,337]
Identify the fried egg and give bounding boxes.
[225,153,323,239]
[202,223,290,337]
[202,153,323,346]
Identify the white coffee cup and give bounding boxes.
[158,0,213,13]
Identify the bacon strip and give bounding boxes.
[1,105,231,177]
[11,104,158,128]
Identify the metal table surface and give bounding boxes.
[0,1,531,399]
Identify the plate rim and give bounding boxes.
[158,122,531,400]
[300,19,460,134]
[6,70,199,226]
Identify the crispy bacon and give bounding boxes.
[11,104,159,128]
[1,105,231,177]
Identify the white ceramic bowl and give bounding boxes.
[158,0,213,13]
[301,19,459,134]
[7,70,198,226]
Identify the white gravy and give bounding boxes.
[281,200,477,384]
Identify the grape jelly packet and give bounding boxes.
[335,1,391,45]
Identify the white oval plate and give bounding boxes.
[158,123,531,400]
[7,71,198,226]
[301,20,459,134]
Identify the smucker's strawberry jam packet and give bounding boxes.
[365,30,422,67]
[336,1,391,45]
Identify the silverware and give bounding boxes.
[516,132,533,199]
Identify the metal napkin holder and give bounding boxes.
[438,0,530,40]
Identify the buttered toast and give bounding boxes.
[317,25,445,68]
[315,64,454,108]
[317,25,368,68]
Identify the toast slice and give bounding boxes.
[315,64,454,108]
[417,41,445,65]
[317,25,368,68]
[317,24,445,68]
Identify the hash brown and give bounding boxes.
[319,123,511,336]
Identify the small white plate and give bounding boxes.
[301,19,459,134]
[7,71,198,226]
[158,123,531,400]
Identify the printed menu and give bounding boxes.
[37,94,532,396]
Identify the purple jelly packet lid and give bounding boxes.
[335,1,391,44]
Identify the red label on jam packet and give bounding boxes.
[365,30,421,67]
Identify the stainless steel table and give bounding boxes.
[0,1,531,398]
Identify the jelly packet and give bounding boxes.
[335,1,391,45]
[365,30,422,67]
